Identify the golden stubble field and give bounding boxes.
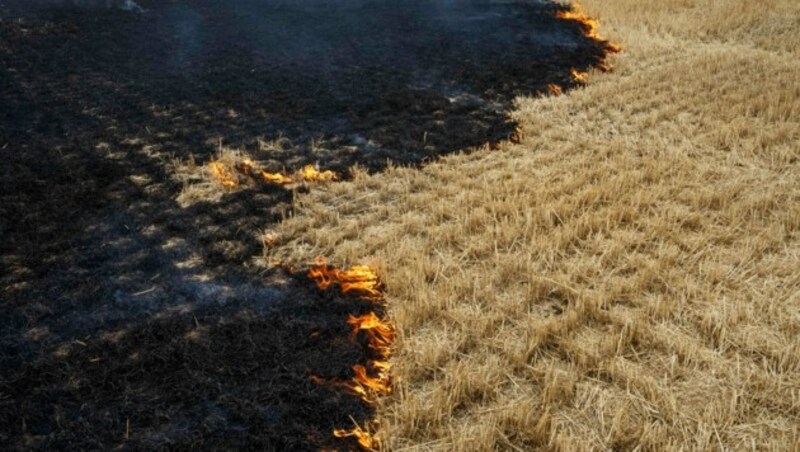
[267,0,800,450]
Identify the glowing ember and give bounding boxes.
[208,161,238,189]
[309,374,327,386]
[260,170,294,185]
[547,84,563,96]
[308,257,382,300]
[301,164,339,182]
[333,425,375,449]
[237,159,255,175]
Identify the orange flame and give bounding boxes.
[347,312,395,345]
[556,3,622,75]
[547,84,563,96]
[260,170,294,185]
[570,68,590,83]
[369,359,391,375]
[347,313,394,360]
[301,164,339,182]
[209,158,341,191]
[333,425,375,449]
[350,364,391,396]
[308,257,382,299]
[306,258,392,450]
[309,362,391,402]
[310,372,371,399]
[208,161,238,189]
[556,3,601,40]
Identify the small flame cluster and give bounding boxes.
[547,84,563,96]
[208,161,238,189]
[552,2,622,90]
[308,257,394,450]
[208,158,338,189]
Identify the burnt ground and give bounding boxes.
[0,0,612,449]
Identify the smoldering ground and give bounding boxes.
[0,1,612,449]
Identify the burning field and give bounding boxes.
[264,1,800,450]
[0,0,622,449]
[3,0,798,450]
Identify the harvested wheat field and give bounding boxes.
[0,0,610,449]
[266,0,800,450]
[2,0,799,450]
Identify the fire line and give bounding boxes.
[245,6,616,450]
[555,2,622,82]
[307,258,393,450]
[207,159,339,189]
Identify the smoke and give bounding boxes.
[2,0,145,12]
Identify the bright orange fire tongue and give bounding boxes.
[341,364,392,398]
[557,2,621,50]
[207,159,338,188]
[208,161,238,189]
[556,2,622,83]
[308,257,382,299]
[557,3,602,41]
[347,312,394,342]
[306,258,392,450]
[260,170,294,185]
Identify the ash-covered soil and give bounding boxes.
[0,0,610,449]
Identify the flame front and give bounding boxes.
[311,363,391,403]
[308,257,382,299]
[347,312,395,351]
[301,164,339,182]
[556,3,603,41]
[344,364,392,398]
[306,258,393,450]
[556,3,622,80]
[209,157,340,189]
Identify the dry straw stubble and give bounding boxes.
[269,1,800,449]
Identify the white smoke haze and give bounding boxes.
[4,0,144,12]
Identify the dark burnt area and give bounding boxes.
[0,0,613,449]
[1,267,379,450]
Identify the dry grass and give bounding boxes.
[268,1,800,449]
[172,147,246,207]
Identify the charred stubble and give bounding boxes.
[0,0,617,449]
